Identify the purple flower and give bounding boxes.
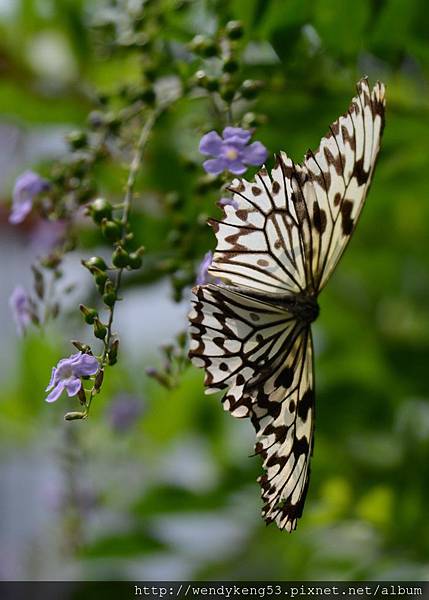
[196,250,213,285]
[199,127,268,176]
[108,394,143,432]
[45,352,99,403]
[9,171,50,225]
[9,286,32,336]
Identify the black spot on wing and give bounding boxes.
[297,388,314,421]
[341,200,354,235]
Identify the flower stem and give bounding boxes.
[84,110,159,418]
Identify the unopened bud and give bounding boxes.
[31,265,44,300]
[101,219,122,242]
[77,386,87,405]
[226,20,244,40]
[64,411,86,421]
[93,318,107,340]
[94,369,104,391]
[240,79,264,99]
[112,246,129,268]
[79,304,98,324]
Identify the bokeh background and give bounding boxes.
[1,0,429,581]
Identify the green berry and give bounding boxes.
[226,20,244,40]
[103,291,116,307]
[128,252,142,269]
[240,79,264,99]
[223,57,239,73]
[101,219,122,242]
[193,70,208,87]
[93,319,107,340]
[79,304,98,324]
[66,130,88,150]
[112,246,130,268]
[84,256,108,271]
[206,76,220,92]
[220,84,236,102]
[90,198,113,224]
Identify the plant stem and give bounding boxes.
[84,110,159,417]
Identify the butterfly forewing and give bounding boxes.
[299,78,385,290]
[188,78,385,530]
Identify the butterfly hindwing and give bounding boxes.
[189,284,299,418]
[189,284,314,530]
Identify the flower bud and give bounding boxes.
[193,70,208,87]
[31,265,44,300]
[71,340,91,352]
[223,57,239,73]
[66,130,88,150]
[206,76,220,92]
[242,111,268,128]
[79,304,98,324]
[128,246,144,270]
[226,20,244,40]
[240,79,264,99]
[83,256,108,271]
[108,339,119,365]
[64,411,86,421]
[189,35,217,57]
[101,219,122,242]
[220,84,236,102]
[95,269,108,288]
[89,198,113,224]
[103,291,116,307]
[94,369,104,391]
[78,386,87,405]
[112,246,130,268]
[93,318,107,340]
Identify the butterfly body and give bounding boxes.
[189,78,385,531]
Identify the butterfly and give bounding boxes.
[188,78,385,531]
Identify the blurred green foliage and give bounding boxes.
[1,0,429,582]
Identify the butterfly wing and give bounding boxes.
[208,169,309,295]
[287,77,386,291]
[189,284,314,531]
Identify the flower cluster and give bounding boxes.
[7,5,271,419]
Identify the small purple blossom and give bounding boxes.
[199,127,268,176]
[196,250,213,285]
[9,286,32,336]
[108,394,143,433]
[45,352,99,403]
[9,171,50,225]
